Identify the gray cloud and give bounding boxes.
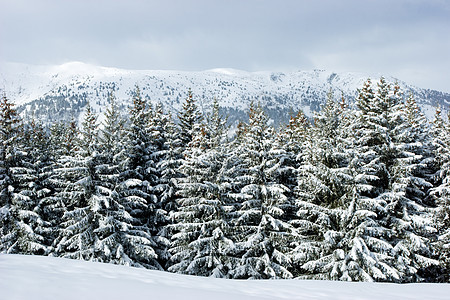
[1,0,449,92]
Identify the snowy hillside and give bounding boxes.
[1,255,449,300]
[1,61,449,126]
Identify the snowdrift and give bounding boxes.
[0,254,449,300]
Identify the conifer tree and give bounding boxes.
[43,119,79,252]
[54,99,158,267]
[113,86,161,268]
[326,78,401,281]
[154,103,183,216]
[377,83,437,282]
[430,108,450,282]
[277,110,311,226]
[15,120,55,253]
[152,104,183,260]
[229,102,295,279]
[292,92,359,280]
[0,95,48,254]
[168,101,236,277]
[177,89,204,147]
[169,127,234,277]
[279,110,310,158]
[205,98,227,149]
[53,102,101,260]
[335,78,438,282]
[55,100,157,266]
[120,85,158,212]
[61,92,156,268]
[0,95,21,220]
[164,90,205,269]
[147,103,178,267]
[402,94,434,206]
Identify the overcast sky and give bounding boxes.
[1,0,449,92]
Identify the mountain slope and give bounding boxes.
[1,254,449,300]
[1,62,449,126]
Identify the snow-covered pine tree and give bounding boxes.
[177,89,204,148]
[114,86,161,269]
[295,91,352,209]
[41,119,80,253]
[398,95,439,281]
[0,95,49,254]
[10,119,55,254]
[205,98,227,149]
[49,119,79,159]
[85,91,144,266]
[151,103,184,267]
[277,110,311,228]
[142,102,176,267]
[0,95,20,252]
[53,102,101,260]
[59,91,157,268]
[165,90,205,270]
[352,78,388,195]
[279,110,310,160]
[120,86,158,212]
[296,80,397,282]
[374,82,437,282]
[291,91,360,280]
[54,100,155,266]
[317,78,402,282]
[332,78,437,282]
[154,103,183,216]
[429,107,450,282]
[229,102,295,279]
[55,99,158,267]
[168,99,236,277]
[401,94,434,207]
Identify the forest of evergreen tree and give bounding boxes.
[0,78,449,282]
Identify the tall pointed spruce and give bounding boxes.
[230,102,295,279]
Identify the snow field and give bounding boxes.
[1,254,449,300]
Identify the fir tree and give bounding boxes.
[230,102,295,279]
[430,108,450,282]
[277,109,311,226]
[53,101,101,260]
[44,119,79,252]
[15,120,55,253]
[341,78,437,282]
[205,98,227,149]
[154,103,183,216]
[146,103,175,267]
[168,100,236,277]
[401,94,434,207]
[0,95,48,254]
[292,92,361,280]
[169,125,236,277]
[113,86,161,269]
[55,100,159,267]
[177,89,204,147]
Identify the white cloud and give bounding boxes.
[1,0,449,92]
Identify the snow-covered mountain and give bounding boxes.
[1,254,449,300]
[1,61,449,126]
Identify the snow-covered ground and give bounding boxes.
[0,254,448,300]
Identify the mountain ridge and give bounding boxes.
[1,61,449,126]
